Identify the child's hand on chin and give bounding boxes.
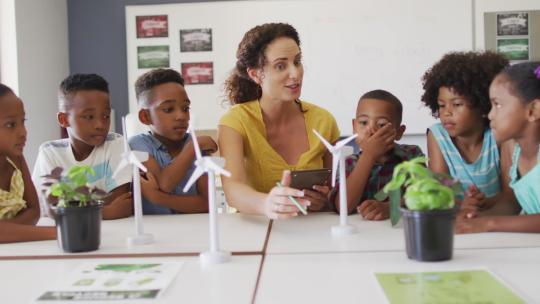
[359,124,396,161]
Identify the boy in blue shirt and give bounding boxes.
[129,69,216,214]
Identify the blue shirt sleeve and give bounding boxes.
[128,134,154,154]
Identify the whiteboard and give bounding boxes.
[126,0,472,134]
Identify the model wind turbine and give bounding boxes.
[313,130,358,237]
[114,116,154,246]
[183,119,232,265]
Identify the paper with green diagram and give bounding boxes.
[37,262,183,301]
[375,269,525,304]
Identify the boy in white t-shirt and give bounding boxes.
[32,74,133,219]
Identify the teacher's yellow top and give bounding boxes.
[219,100,340,193]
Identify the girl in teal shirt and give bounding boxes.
[457,62,540,233]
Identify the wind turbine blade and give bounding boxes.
[335,134,358,149]
[183,166,205,193]
[188,120,203,160]
[206,158,231,177]
[312,129,333,151]
[112,158,128,179]
[129,153,148,173]
[331,153,338,187]
[121,116,130,153]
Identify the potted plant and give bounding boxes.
[376,157,462,261]
[42,165,106,253]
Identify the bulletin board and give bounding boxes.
[483,10,540,62]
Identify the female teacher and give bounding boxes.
[219,23,340,219]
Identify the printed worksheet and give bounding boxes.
[37,262,183,301]
[375,269,525,304]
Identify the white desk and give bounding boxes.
[0,213,270,259]
[3,213,540,303]
[267,213,540,254]
[2,255,261,304]
[256,247,540,304]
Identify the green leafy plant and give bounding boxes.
[375,157,462,211]
[42,165,107,208]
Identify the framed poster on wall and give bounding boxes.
[137,46,170,68]
[136,15,168,38]
[497,12,528,36]
[180,28,212,52]
[497,38,529,60]
[181,62,214,84]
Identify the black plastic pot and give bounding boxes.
[54,202,103,253]
[400,207,456,262]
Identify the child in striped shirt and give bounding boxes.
[421,51,513,210]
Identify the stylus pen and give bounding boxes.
[276,182,308,215]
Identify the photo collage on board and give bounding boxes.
[135,15,214,85]
[496,12,530,62]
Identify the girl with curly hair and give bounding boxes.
[421,51,513,211]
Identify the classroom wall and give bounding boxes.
[66,0,540,156]
[125,0,474,135]
[0,0,535,172]
[0,0,18,93]
[0,0,70,169]
[67,0,231,133]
